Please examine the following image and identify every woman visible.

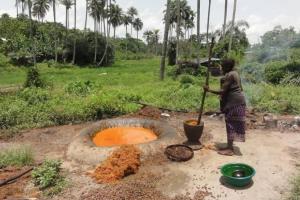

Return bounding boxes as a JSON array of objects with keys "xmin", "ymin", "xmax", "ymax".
[{"xmin": 204, "ymin": 59, "xmax": 246, "ymax": 156}]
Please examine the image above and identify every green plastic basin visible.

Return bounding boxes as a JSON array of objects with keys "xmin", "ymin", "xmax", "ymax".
[{"xmin": 221, "ymin": 163, "xmax": 256, "ymax": 187}]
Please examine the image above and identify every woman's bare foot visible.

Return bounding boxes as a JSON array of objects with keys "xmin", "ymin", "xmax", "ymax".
[{"xmin": 218, "ymin": 149, "xmax": 234, "ymax": 156}]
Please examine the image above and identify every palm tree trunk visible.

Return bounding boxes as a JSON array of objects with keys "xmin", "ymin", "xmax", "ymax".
[
  {"xmin": 98, "ymin": 0, "xmax": 110, "ymax": 66},
  {"xmin": 84, "ymin": 0, "xmax": 88, "ymax": 31},
  {"xmin": 22, "ymin": 2, "xmax": 25, "ymax": 14},
  {"xmin": 206, "ymin": 0, "xmax": 211, "ymax": 46},
  {"xmin": 125, "ymin": 25, "xmax": 128, "ymax": 58},
  {"xmin": 136, "ymin": 30, "xmax": 138, "ymax": 40},
  {"xmin": 114, "ymin": 27, "xmax": 116, "ymax": 39},
  {"xmin": 28, "ymin": 0, "xmax": 36, "ymax": 66},
  {"xmin": 197, "ymin": 0, "xmax": 200, "ymax": 65},
  {"xmin": 16, "ymin": 0, "xmax": 19, "ymax": 18},
  {"xmin": 160, "ymin": 0, "xmax": 171, "ymax": 81},
  {"xmin": 53, "ymin": 0, "xmax": 58, "ymax": 62},
  {"xmin": 72, "ymin": 0, "xmax": 77, "ymax": 65},
  {"xmin": 176, "ymin": 0, "xmax": 180, "ymax": 64},
  {"xmin": 229, "ymin": 0, "xmax": 237, "ymax": 52},
  {"xmin": 94, "ymin": 19, "xmax": 98, "ymax": 64},
  {"xmin": 223, "ymin": 0, "xmax": 228, "ymax": 37}
]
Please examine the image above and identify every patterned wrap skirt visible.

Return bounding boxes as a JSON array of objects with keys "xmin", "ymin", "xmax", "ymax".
[{"xmin": 225, "ymin": 104, "xmax": 246, "ymax": 142}]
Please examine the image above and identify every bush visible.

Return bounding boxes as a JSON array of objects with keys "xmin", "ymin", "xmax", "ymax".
[
  {"xmin": 24, "ymin": 67, "xmax": 45, "ymax": 88},
  {"xmin": 64, "ymin": 81, "xmax": 94, "ymax": 96},
  {"xmin": 32, "ymin": 159, "xmax": 66, "ymax": 197},
  {"xmin": 0, "ymin": 146, "xmax": 33, "ymax": 168},
  {"xmin": 179, "ymin": 74, "xmax": 195, "ymax": 85},
  {"xmin": 18, "ymin": 88, "xmax": 50, "ymax": 105},
  {"xmin": 264, "ymin": 61, "xmax": 287, "ymax": 84}
]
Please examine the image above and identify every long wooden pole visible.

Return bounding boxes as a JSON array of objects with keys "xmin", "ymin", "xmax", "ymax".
[{"xmin": 197, "ymin": 37, "xmax": 215, "ymax": 125}]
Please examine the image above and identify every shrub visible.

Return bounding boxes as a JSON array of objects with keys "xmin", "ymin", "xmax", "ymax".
[
  {"xmin": 64, "ymin": 81, "xmax": 94, "ymax": 96},
  {"xmin": 32, "ymin": 159, "xmax": 67, "ymax": 196},
  {"xmin": 264, "ymin": 61, "xmax": 287, "ymax": 84},
  {"xmin": 24, "ymin": 67, "xmax": 45, "ymax": 88},
  {"xmin": 179, "ymin": 74, "xmax": 195, "ymax": 85},
  {"xmin": 18, "ymin": 88, "xmax": 50, "ymax": 105},
  {"xmin": 0, "ymin": 146, "xmax": 33, "ymax": 168}
]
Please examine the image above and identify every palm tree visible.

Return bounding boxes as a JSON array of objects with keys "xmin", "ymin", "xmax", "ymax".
[
  {"xmin": 153, "ymin": 29, "xmax": 160, "ymax": 55},
  {"xmin": 229, "ymin": 0, "xmax": 237, "ymax": 52},
  {"xmin": 160, "ymin": 0, "xmax": 171, "ymax": 80},
  {"xmin": 108, "ymin": 4, "xmax": 123, "ymax": 39},
  {"xmin": 206, "ymin": 0, "xmax": 211, "ymax": 45},
  {"xmin": 72, "ymin": 0, "xmax": 77, "ymax": 64},
  {"xmin": 16, "ymin": 0, "xmax": 19, "ymax": 17},
  {"xmin": 19, "ymin": 0, "xmax": 27, "ymax": 14},
  {"xmin": 143, "ymin": 30, "xmax": 153, "ymax": 53},
  {"xmin": 196, "ymin": 0, "xmax": 200, "ymax": 65},
  {"xmin": 49, "ymin": 0, "xmax": 58, "ymax": 62},
  {"xmin": 60, "ymin": 0, "xmax": 73, "ymax": 29},
  {"xmin": 32, "ymin": 0, "xmax": 50, "ymax": 22},
  {"xmin": 84, "ymin": 0, "xmax": 89, "ymax": 31},
  {"xmin": 123, "ymin": 14, "xmax": 131, "ymax": 37},
  {"xmin": 175, "ymin": 0, "xmax": 180, "ymax": 64},
  {"xmin": 133, "ymin": 18, "xmax": 143, "ymax": 40},
  {"xmin": 223, "ymin": 0, "xmax": 228, "ymax": 37},
  {"xmin": 27, "ymin": 0, "xmax": 36, "ymax": 66},
  {"xmin": 127, "ymin": 7, "xmax": 137, "ymax": 36},
  {"xmin": 89, "ymin": 0, "xmax": 102, "ymax": 63}
]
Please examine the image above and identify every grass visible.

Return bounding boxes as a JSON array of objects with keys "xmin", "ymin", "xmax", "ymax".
[
  {"xmin": 0, "ymin": 146, "xmax": 34, "ymax": 168},
  {"xmin": 288, "ymin": 173, "xmax": 300, "ymax": 200},
  {"xmin": 0, "ymin": 58, "xmax": 300, "ymax": 135}
]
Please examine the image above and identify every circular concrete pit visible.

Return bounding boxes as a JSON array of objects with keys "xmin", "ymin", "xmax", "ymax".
[{"xmin": 67, "ymin": 118, "xmax": 179, "ymax": 165}]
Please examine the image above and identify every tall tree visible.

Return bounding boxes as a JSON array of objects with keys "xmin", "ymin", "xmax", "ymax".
[
  {"xmin": 27, "ymin": 0, "xmax": 36, "ymax": 66},
  {"xmin": 127, "ymin": 7, "xmax": 137, "ymax": 36},
  {"xmin": 229, "ymin": 0, "xmax": 237, "ymax": 52},
  {"xmin": 160, "ymin": 0, "xmax": 171, "ymax": 80},
  {"xmin": 109, "ymin": 4, "xmax": 123, "ymax": 39},
  {"xmin": 143, "ymin": 30, "xmax": 153, "ymax": 53},
  {"xmin": 19, "ymin": 0, "xmax": 27, "ymax": 14},
  {"xmin": 223, "ymin": 0, "xmax": 228, "ymax": 37},
  {"xmin": 72, "ymin": 0, "xmax": 77, "ymax": 64},
  {"xmin": 32, "ymin": 0, "xmax": 50, "ymax": 22},
  {"xmin": 60, "ymin": 0, "xmax": 73, "ymax": 29},
  {"xmin": 49, "ymin": 0, "xmax": 58, "ymax": 62},
  {"xmin": 16, "ymin": 0, "xmax": 19, "ymax": 17},
  {"xmin": 89, "ymin": 0, "xmax": 102, "ymax": 63},
  {"xmin": 196, "ymin": 0, "xmax": 200, "ymax": 65},
  {"xmin": 206, "ymin": 0, "xmax": 211, "ymax": 45},
  {"xmin": 84, "ymin": 0, "xmax": 89, "ymax": 30},
  {"xmin": 228, "ymin": 0, "xmax": 237, "ymax": 52},
  {"xmin": 133, "ymin": 18, "xmax": 143, "ymax": 40},
  {"xmin": 176, "ymin": 0, "xmax": 180, "ymax": 64},
  {"xmin": 123, "ymin": 14, "xmax": 131, "ymax": 37},
  {"xmin": 153, "ymin": 29, "xmax": 160, "ymax": 55}
]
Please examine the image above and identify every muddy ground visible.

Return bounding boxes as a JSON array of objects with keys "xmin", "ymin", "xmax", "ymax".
[{"xmin": 1, "ymin": 108, "xmax": 300, "ymax": 200}]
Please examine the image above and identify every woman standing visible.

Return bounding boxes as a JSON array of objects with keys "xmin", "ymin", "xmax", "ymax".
[{"xmin": 204, "ymin": 59, "xmax": 246, "ymax": 156}]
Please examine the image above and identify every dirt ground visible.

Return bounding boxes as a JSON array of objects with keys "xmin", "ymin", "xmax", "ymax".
[{"xmin": 1, "ymin": 109, "xmax": 300, "ymax": 200}]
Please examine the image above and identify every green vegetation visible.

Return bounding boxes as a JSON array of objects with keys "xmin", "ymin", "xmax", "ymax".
[
  {"xmin": 288, "ymin": 173, "xmax": 300, "ymax": 200},
  {"xmin": 1, "ymin": 58, "xmax": 300, "ymax": 137},
  {"xmin": 0, "ymin": 146, "xmax": 34, "ymax": 168},
  {"xmin": 32, "ymin": 159, "xmax": 67, "ymax": 197}
]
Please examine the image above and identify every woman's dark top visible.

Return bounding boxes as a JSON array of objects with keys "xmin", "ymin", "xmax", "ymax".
[{"xmin": 220, "ymin": 70, "xmax": 246, "ymax": 112}]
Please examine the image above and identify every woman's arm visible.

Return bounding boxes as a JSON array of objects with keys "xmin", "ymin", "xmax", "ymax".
[{"xmin": 203, "ymin": 74, "xmax": 234, "ymax": 96}]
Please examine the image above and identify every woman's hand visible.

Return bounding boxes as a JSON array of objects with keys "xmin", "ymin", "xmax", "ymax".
[{"xmin": 203, "ymin": 85, "xmax": 210, "ymax": 92}]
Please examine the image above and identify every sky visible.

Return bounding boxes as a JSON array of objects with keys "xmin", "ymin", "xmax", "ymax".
[{"xmin": 1, "ymin": 0, "xmax": 300, "ymax": 44}]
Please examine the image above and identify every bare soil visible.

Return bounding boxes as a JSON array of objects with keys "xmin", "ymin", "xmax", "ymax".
[{"xmin": 0, "ymin": 107, "xmax": 300, "ymax": 200}]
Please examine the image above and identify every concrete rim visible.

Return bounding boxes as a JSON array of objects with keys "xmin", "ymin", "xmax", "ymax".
[{"xmin": 67, "ymin": 118, "xmax": 179, "ymax": 166}]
